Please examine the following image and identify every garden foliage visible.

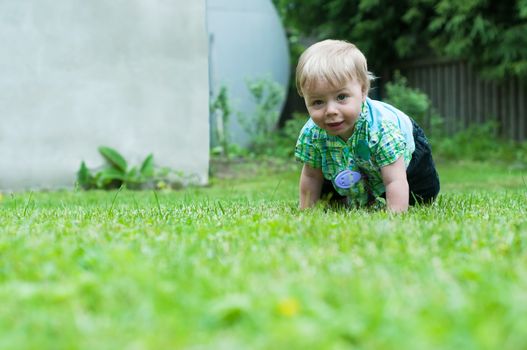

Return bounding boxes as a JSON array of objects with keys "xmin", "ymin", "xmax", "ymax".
[
  {"xmin": 383, "ymin": 73, "xmax": 527, "ymax": 165},
  {"xmin": 77, "ymin": 146, "xmax": 193, "ymax": 190},
  {"xmin": 210, "ymin": 86, "xmax": 232, "ymax": 158},
  {"xmin": 383, "ymin": 71, "xmax": 442, "ymax": 136},
  {"xmin": 210, "ymin": 71, "xmax": 527, "ymax": 166},
  {"xmin": 273, "ymin": 0, "xmax": 527, "ymax": 80},
  {"xmin": 238, "ymin": 77, "xmax": 285, "ymax": 155}
]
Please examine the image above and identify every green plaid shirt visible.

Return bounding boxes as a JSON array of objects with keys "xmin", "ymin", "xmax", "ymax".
[{"xmin": 295, "ymin": 98, "xmax": 415, "ymax": 207}]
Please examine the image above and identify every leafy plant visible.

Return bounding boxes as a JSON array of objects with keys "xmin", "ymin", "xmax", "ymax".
[
  {"xmin": 238, "ymin": 77, "xmax": 285, "ymax": 154},
  {"xmin": 210, "ymin": 78, "xmax": 296, "ymax": 160},
  {"xmin": 77, "ymin": 146, "xmax": 192, "ymax": 190},
  {"xmin": 384, "ymin": 71, "xmax": 444, "ymax": 139},
  {"xmin": 384, "ymin": 72, "xmax": 430, "ymax": 125},
  {"xmin": 258, "ymin": 112, "xmax": 309, "ymax": 159},
  {"xmin": 432, "ymin": 120, "xmax": 527, "ymax": 165},
  {"xmin": 210, "ymin": 86, "xmax": 232, "ymax": 158},
  {"xmin": 273, "ymin": 0, "xmax": 527, "ymax": 80}
]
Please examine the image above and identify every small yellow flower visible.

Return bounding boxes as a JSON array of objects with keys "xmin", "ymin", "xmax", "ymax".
[
  {"xmin": 156, "ymin": 180, "xmax": 167, "ymax": 190},
  {"xmin": 277, "ymin": 297, "xmax": 300, "ymax": 317}
]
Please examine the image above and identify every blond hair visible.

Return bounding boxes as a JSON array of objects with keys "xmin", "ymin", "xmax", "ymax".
[{"xmin": 295, "ymin": 39, "xmax": 374, "ymax": 97}]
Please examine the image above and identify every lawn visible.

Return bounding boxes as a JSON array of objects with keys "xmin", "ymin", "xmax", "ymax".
[{"xmin": 0, "ymin": 160, "xmax": 526, "ymax": 349}]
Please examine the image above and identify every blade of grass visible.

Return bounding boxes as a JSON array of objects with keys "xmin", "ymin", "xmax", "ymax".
[{"xmin": 108, "ymin": 185, "xmax": 125, "ymax": 217}]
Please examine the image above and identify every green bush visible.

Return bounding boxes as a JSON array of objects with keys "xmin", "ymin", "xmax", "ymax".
[
  {"xmin": 434, "ymin": 121, "xmax": 499, "ymax": 161},
  {"xmin": 265, "ymin": 113, "xmax": 310, "ymax": 158},
  {"xmin": 433, "ymin": 121, "xmax": 527, "ymax": 167},
  {"xmin": 514, "ymin": 142, "xmax": 527, "ymax": 168},
  {"xmin": 212, "ymin": 111, "xmax": 308, "ymax": 161},
  {"xmin": 384, "ymin": 71, "xmax": 444, "ymax": 138}
]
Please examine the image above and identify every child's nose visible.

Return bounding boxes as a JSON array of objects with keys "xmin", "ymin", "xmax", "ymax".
[{"xmin": 326, "ymin": 101, "xmax": 338, "ymax": 115}]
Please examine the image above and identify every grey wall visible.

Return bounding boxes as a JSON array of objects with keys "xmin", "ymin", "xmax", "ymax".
[
  {"xmin": 207, "ymin": 0, "xmax": 290, "ymax": 146},
  {"xmin": 0, "ymin": 0, "xmax": 209, "ymax": 190}
]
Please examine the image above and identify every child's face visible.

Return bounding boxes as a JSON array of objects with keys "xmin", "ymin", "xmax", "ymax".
[{"xmin": 303, "ymin": 79, "xmax": 366, "ymax": 140}]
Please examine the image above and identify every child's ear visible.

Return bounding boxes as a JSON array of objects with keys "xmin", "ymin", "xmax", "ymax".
[{"xmin": 362, "ymin": 86, "xmax": 368, "ymax": 101}]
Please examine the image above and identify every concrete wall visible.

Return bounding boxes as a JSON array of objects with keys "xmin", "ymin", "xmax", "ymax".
[
  {"xmin": 0, "ymin": 0, "xmax": 209, "ymax": 190},
  {"xmin": 207, "ymin": 0, "xmax": 290, "ymax": 146}
]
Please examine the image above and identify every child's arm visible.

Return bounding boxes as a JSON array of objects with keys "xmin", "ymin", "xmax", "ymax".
[
  {"xmin": 381, "ymin": 157, "xmax": 409, "ymax": 213},
  {"xmin": 299, "ymin": 164, "xmax": 324, "ymax": 209}
]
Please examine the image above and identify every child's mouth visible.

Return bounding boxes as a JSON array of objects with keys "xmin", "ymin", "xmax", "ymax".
[{"xmin": 326, "ymin": 121, "xmax": 344, "ymax": 129}]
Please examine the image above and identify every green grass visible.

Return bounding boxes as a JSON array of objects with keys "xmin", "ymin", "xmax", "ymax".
[{"xmin": 1, "ymin": 160, "xmax": 526, "ymax": 349}]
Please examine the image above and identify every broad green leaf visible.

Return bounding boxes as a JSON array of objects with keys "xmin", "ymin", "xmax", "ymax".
[
  {"xmin": 140, "ymin": 154, "xmax": 154, "ymax": 178},
  {"xmin": 95, "ymin": 168, "xmax": 127, "ymax": 189},
  {"xmin": 124, "ymin": 167, "xmax": 145, "ymax": 190},
  {"xmin": 126, "ymin": 167, "xmax": 141, "ymax": 183},
  {"xmin": 98, "ymin": 146, "xmax": 128, "ymax": 172}
]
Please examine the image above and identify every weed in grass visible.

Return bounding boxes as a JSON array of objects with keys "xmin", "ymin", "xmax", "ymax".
[
  {"xmin": 152, "ymin": 191, "xmax": 163, "ymax": 218},
  {"xmin": 107, "ymin": 185, "xmax": 125, "ymax": 217}
]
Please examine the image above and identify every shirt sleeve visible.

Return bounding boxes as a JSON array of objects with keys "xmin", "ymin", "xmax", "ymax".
[
  {"xmin": 372, "ymin": 120, "xmax": 407, "ymax": 168},
  {"xmin": 294, "ymin": 122, "xmax": 322, "ymax": 168}
]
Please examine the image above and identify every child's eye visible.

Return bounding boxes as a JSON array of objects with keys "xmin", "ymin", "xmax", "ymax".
[
  {"xmin": 337, "ymin": 94, "xmax": 349, "ymax": 101},
  {"xmin": 311, "ymin": 100, "xmax": 324, "ymax": 106}
]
